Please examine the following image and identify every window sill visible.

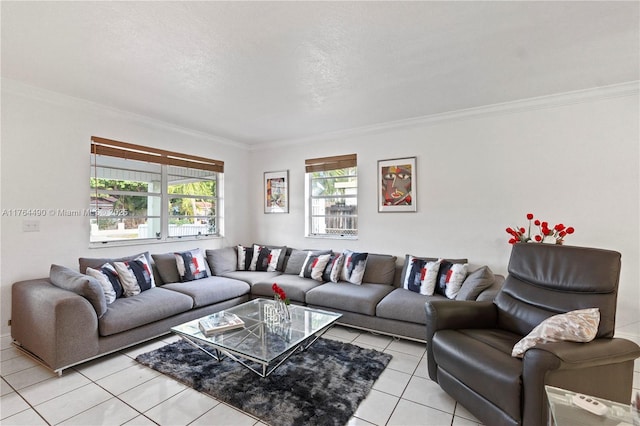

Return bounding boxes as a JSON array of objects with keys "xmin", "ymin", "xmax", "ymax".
[
  {"xmin": 305, "ymin": 234, "xmax": 358, "ymax": 241},
  {"xmin": 89, "ymin": 235, "xmax": 222, "ymax": 249}
]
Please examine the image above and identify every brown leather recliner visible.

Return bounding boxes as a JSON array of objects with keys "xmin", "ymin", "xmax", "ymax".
[{"xmin": 425, "ymin": 243, "xmax": 640, "ymax": 426}]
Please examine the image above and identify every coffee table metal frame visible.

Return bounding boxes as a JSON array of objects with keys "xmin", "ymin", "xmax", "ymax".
[{"xmin": 171, "ymin": 299, "xmax": 342, "ymax": 377}]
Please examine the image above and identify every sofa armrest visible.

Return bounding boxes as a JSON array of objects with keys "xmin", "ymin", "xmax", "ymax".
[{"xmin": 12, "ymin": 279, "xmax": 100, "ymax": 373}]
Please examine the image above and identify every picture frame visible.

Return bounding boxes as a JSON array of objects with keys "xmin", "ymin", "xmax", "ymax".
[
  {"xmin": 377, "ymin": 157, "xmax": 417, "ymax": 212},
  {"xmin": 264, "ymin": 170, "xmax": 289, "ymax": 213}
]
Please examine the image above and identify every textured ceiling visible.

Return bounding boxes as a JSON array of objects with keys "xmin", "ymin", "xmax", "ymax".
[{"xmin": 2, "ymin": 1, "xmax": 638, "ymax": 145}]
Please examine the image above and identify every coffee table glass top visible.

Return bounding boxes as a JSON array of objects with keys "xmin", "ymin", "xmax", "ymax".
[{"xmin": 171, "ymin": 299, "xmax": 342, "ymax": 370}]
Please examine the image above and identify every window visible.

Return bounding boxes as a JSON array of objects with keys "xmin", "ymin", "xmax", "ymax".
[
  {"xmin": 90, "ymin": 136, "xmax": 223, "ymax": 244},
  {"xmin": 305, "ymin": 154, "xmax": 358, "ymax": 238}
]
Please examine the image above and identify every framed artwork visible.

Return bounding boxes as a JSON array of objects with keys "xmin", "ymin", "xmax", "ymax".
[
  {"xmin": 264, "ymin": 170, "xmax": 289, "ymax": 213},
  {"xmin": 378, "ymin": 157, "xmax": 417, "ymax": 212}
]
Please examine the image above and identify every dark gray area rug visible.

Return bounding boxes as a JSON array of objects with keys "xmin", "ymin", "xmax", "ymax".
[{"xmin": 135, "ymin": 337, "xmax": 392, "ymax": 426}]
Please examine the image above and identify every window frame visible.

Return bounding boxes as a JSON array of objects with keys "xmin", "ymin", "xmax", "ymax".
[
  {"xmin": 305, "ymin": 154, "xmax": 358, "ymax": 239},
  {"xmin": 90, "ymin": 136, "xmax": 223, "ymax": 246}
]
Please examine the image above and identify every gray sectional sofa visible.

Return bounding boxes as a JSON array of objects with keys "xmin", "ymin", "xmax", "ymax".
[{"xmin": 11, "ymin": 245, "xmax": 503, "ymax": 374}]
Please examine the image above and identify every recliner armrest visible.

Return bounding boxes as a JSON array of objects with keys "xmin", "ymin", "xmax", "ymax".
[
  {"xmin": 425, "ymin": 300, "xmax": 498, "ymax": 381},
  {"xmin": 524, "ymin": 338, "xmax": 640, "ymax": 369},
  {"xmin": 522, "ymin": 338, "xmax": 640, "ymax": 425}
]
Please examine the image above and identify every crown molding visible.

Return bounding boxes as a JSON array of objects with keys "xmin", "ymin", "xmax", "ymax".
[
  {"xmin": 1, "ymin": 78, "xmax": 249, "ymax": 150},
  {"xmin": 3, "ymin": 78, "xmax": 637, "ymax": 151},
  {"xmin": 258, "ymin": 81, "xmax": 639, "ymax": 150}
]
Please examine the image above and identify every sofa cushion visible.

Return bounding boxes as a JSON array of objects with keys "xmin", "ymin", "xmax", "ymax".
[
  {"xmin": 98, "ymin": 287, "xmax": 193, "ymax": 336},
  {"xmin": 206, "ymin": 247, "xmax": 237, "ymax": 275},
  {"xmin": 252, "ymin": 274, "xmax": 325, "ymax": 303},
  {"xmin": 433, "ymin": 329, "xmax": 523, "ymax": 421},
  {"xmin": 362, "ymin": 254, "xmax": 398, "ymax": 286},
  {"xmin": 456, "ymin": 266, "xmax": 496, "ymax": 301},
  {"xmin": 50, "ymin": 264, "xmax": 108, "ymax": 318},
  {"xmin": 161, "ymin": 276, "xmax": 250, "ymax": 308},
  {"xmin": 306, "ymin": 282, "xmax": 394, "ymax": 316},
  {"xmin": 220, "ymin": 270, "xmax": 282, "ymax": 285},
  {"xmin": 376, "ymin": 288, "xmax": 435, "ymax": 324}
]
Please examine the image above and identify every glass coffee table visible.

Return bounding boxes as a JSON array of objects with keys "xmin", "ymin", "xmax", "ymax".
[{"xmin": 171, "ymin": 298, "xmax": 342, "ymax": 377}]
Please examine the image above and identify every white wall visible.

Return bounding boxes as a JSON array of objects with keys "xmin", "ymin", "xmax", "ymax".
[
  {"xmin": 250, "ymin": 85, "xmax": 640, "ymax": 326},
  {"xmin": 2, "ymin": 81, "xmax": 638, "ymax": 338},
  {"xmin": 0, "ymin": 80, "xmax": 252, "ymax": 336}
]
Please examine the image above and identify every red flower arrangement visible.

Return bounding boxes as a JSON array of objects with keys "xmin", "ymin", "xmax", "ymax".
[
  {"xmin": 506, "ymin": 213, "xmax": 575, "ymax": 245},
  {"xmin": 272, "ymin": 283, "xmax": 290, "ymax": 305}
]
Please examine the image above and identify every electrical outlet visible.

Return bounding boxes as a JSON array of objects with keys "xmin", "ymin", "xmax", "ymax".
[{"xmin": 23, "ymin": 220, "xmax": 40, "ymax": 232}]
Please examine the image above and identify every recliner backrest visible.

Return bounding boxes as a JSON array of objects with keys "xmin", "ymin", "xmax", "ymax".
[{"xmin": 494, "ymin": 243, "xmax": 621, "ymax": 338}]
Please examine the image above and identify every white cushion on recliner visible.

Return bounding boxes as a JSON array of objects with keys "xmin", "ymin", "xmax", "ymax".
[{"xmin": 511, "ymin": 308, "xmax": 600, "ymax": 358}]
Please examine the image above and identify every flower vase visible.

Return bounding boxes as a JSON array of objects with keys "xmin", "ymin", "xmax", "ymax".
[{"xmin": 277, "ymin": 299, "xmax": 291, "ymax": 322}]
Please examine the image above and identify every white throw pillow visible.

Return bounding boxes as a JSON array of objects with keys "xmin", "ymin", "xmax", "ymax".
[
  {"xmin": 300, "ymin": 253, "xmax": 332, "ymax": 282},
  {"xmin": 442, "ymin": 263, "xmax": 468, "ymax": 299},
  {"xmin": 511, "ymin": 308, "xmax": 600, "ymax": 358},
  {"xmin": 85, "ymin": 265, "xmax": 118, "ymax": 304},
  {"xmin": 113, "ymin": 254, "xmax": 155, "ymax": 297}
]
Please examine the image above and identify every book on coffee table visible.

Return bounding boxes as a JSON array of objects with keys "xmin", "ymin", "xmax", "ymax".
[{"xmin": 198, "ymin": 313, "xmax": 245, "ymax": 336}]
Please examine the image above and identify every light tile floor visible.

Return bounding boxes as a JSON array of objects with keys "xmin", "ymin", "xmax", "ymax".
[{"xmin": 1, "ymin": 322, "xmax": 639, "ymax": 426}]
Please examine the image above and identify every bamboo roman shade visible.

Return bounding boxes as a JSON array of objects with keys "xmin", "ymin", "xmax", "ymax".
[
  {"xmin": 305, "ymin": 154, "xmax": 357, "ymax": 173},
  {"xmin": 90, "ymin": 136, "xmax": 224, "ymax": 173}
]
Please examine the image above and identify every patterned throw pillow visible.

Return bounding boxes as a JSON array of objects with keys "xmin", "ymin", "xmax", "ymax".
[
  {"xmin": 322, "ymin": 254, "xmax": 345, "ymax": 283},
  {"xmin": 237, "ymin": 245, "xmax": 253, "ymax": 271},
  {"xmin": 86, "ymin": 263, "xmax": 122, "ymax": 303},
  {"xmin": 174, "ymin": 248, "xmax": 209, "ymax": 282},
  {"xmin": 341, "ymin": 250, "xmax": 368, "ymax": 285},
  {"xmin": 512, "ymin": 308, "xmax": 600, "ymax": 358},
  {"xmin": 434, "ymin": 261, "xmax": 468, "ymax": 299},
  {"xmin": 402, "ymin": 256, "xmax": 441, "ymax": 295},
  {"xmin": 113, "ymin": 254, "xmax": 155, "ymax": 297},
  {"xmin": 300, "ymin": 253, "xmax": 332, "ymax": 282},
  {"xmin": 250, "ymin": 245, "xmax": 282, "ymax": 272}
]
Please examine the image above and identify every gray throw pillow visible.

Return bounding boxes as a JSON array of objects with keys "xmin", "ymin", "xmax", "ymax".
[
  {"xmin": 455, "ymin": 266, "xmax": 496, "ymax": 300},
  {"xmin": 206, "ymin": 247, "xmax": 237, "ymax": 275},
  {"xmin": 284, "ymin": 249, "xmax": 309, "ymax": 275},
  {"xmin": 362, "ymin": 254, "xmax": 398, "ymax": 285},
  {"xmin": 151, "ymin": 253, "xmax": 181, "ymax": 284},
  {"xmin": 50, "ymin": 264, "xmax": 108, "ymax": 318}
]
